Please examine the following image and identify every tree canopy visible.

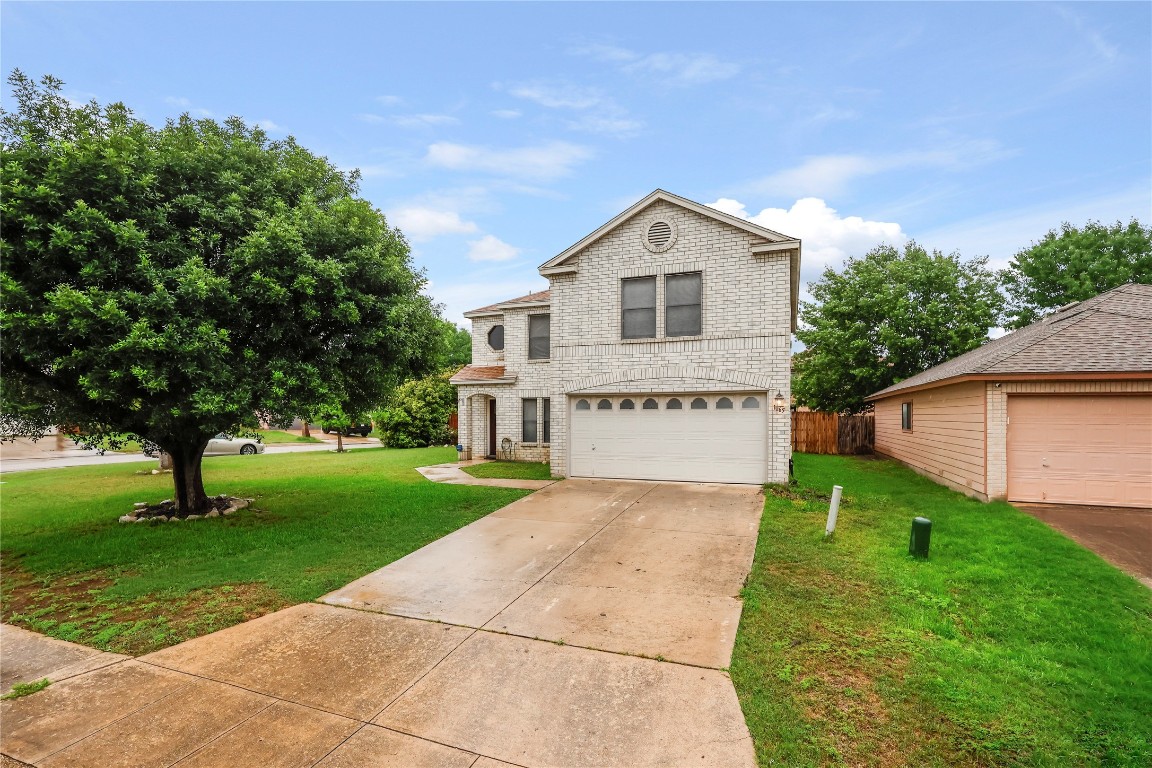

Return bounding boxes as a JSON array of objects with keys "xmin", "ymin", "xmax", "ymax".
[
  {"xmin": 1, "ymin": 71, "xmax": 441, "ymax": 512},
  {"xmin": 794, "ymin": 241, "xmax": 1003, "ymax": 413},
  {"xmin": 435, "ymin": 320, "xmax": 472, "ymax": 371},
  {"xmin": 1000, "ymin": 219, "xmax": 1152, "ymax": 328}
]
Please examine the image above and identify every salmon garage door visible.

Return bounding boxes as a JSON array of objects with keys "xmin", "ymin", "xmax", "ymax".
[{"xmin": 1007, "ymin": 395, "xmax": 1152, "ymax": 507}]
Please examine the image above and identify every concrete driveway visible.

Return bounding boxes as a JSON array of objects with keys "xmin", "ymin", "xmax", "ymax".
[{"xmin": 1, "ymin": 479, "xmax": 763, "ymax": 768}]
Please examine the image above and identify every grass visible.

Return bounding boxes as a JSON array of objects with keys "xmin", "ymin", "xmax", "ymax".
[
  {"xmin": 461, "ymin": 460, "xmax": 554, "ymax": 480},
  {"xmin": 0, "ymin": 447, "xmax": 529, "ymax": 655},
  {"xmin": 255, "ymin": 429, "xmax": 323, "ymax": 444},
  {"xmin": 2, "ymin": 678, "xmax": 51, "ymax": 700},
  {"xmin": 732, "ymin": 453, "xmax": 1152, "ymax": 767}
]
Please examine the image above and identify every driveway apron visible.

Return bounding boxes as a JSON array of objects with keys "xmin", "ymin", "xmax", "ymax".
[{"xmin": 1, "ymin": 479, "xmax": 764, "ymax": 768}]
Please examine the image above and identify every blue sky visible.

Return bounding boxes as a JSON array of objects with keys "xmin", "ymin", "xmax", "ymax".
[{"xmin": 4, "ymin": 1, "xmax": 1149, "ymax": 326}]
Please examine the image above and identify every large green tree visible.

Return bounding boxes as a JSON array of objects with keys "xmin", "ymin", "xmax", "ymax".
[
  {"xmin": 795, "ymin": 241, "xmax": 1003, "ymax": 413},
  {"xmin": 1001, "ymin": 219, "xmax": 1152, "ymax": 328},
  {"xmin": 435, "ymin": 320, "xmax": 472, "ymax": 370},
  {"xmin": 1, "ymin": 72, "xmax": 441, "ymax": 513}
]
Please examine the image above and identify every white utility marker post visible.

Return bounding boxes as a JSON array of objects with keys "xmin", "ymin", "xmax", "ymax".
[{"xmin": 825, "ymin": 485, "xmax": 843, "ymax": 538}]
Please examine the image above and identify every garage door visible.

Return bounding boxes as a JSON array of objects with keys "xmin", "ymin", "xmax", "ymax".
[
  {"xmin": 570, "ymin": 393, "xmax": 768, "ymax": 484},
  {"xmin": 1007, "ymin": 395, "xmax": 1152, "ymax": 507}
]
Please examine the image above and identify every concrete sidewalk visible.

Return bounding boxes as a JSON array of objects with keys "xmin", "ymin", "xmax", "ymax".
[
  {"xmin": 1, "ymin": 479, "xmax": 764, "ymax": 767},
  {"xmin": 415, "ymin": 460, "xmax": 557, "ymax": 491}
]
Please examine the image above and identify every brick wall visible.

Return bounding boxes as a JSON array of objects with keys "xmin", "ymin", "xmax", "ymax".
[{"xmin": 548, "ymin": 199, "xmax": 792, "ymax": 481}]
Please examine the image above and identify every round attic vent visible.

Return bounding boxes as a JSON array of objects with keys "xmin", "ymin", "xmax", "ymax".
[{"xmin": 642, "ymin": 218, "xmax": 677, "ymax": 252}]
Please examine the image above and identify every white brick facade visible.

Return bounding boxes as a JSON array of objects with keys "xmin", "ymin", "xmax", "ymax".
[{"xmin": 454, "ymin": 191, "xmax": 797, "ymax": 484}]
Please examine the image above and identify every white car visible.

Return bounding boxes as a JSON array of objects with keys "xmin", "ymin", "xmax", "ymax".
[{"xmin": 204, "ymin": 433, "xmax": 265, "ymax": 456}]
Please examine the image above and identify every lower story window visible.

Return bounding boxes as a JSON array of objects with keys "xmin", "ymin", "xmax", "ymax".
[
  {"xmin": 522, "ymin": 398, "xmax": 538, "ymax": 443},
  {"xmin": 901, "ymin": 401, "xmax": 913, "ymax": 431},
  {"xmin": 523, "ymin": 398, "xmax": 550, "ymax": 444}
]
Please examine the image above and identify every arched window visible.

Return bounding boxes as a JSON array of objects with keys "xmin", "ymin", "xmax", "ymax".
[
  {"xmin": 597, "ymin": 399, "xmax": 613, "ymax": 410},
  {"xmin": 690, "ymin": 397, "xmax": 708, "ymax": 410},
  {"xmin": 487, "ymin": 325, "xmax": 504, "ymax": 351},
  {"xmin": 575, "ymin": 399, "xmax": 591, "ymax": 411},
  {"xmin": 642, "ymin": 398, "xmax": 659, "ymax": 410},
  {"xmin": 742, "ymin": 396, "xmax": 760, "ymax": 409},
  {"xmin": 666, "ymin": 398, "xmax": 683, "ymax": 410},
  {"xmin": 620, "ymin": 399, "xmax": 635, "ymax": 410},
  {"xmin": 717, "ymin": 397, "xmax": 733, "ymax": 409}
]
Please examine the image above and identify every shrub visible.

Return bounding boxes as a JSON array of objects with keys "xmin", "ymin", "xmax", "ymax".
[{"xmin": 377, "ymin": 373, "xmax": 457, "ymax": 448}]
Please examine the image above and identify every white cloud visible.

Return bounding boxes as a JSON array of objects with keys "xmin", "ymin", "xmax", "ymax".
[
  {"xmin": 572, "ymin": 44, "xmax": 741, "ymax": 85},
  {"xmin": 708, "ymin": 197, "xmax": 906, "ymax": 291},
  {"xmin": 388, "ymin": 207, "xmax": 479, "ymax": 241},
  {"xmin": 566, "ymin": 114, "xmax": 644, "ymax": 138},
  {"xmin": 164, "ymin": 96, "xmax": 212, "ymax": 118},
  {"xmin": 501, "ymin": 82, "xmax": 604, "ymax": 110},
  {"xmin": 375, "ymin": 95, "xmax": 403, "ymax": 106},
  {"xmin": 745, "ymin": 141, "xmax": 1007, "ymax": 198},
  {"xmin": 257, "ymin": 119, "xmax": 281, "ymax": 131},
  {"xmin": 392, "ymin": 114, "xmax": 460, "ymax": 128},
  {"xmin": 425, "ymin": 141, "xmax": 593, "ymax": 180},
  {"xmin": 491, "ymin": 109, "xmax": 522, "ymax": 119},
  {"xmin": 467, "ymin": 234, "xmax": 521, "ymax": 262}
]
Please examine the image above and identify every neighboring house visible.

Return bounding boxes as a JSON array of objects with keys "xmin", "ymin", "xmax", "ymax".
[
  {"xmin": 450, "ymin": 189, "xmax": 800, "ymax": 484},
  {"xmin": 867, "ymin": 283, "xmax": 1152, "ymax": 507}
]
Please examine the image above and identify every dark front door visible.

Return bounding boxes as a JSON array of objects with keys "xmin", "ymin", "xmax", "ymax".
[{"xmin": 488, "ymin": 398, "xmax": 497, "ymax": 458}]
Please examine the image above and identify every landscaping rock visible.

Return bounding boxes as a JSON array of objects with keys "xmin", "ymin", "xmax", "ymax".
[
  {"xmin": 133, "ymin": 502, "xmax": 148, "ymax": 509},
  {"xmin": 205, "ymin": 510, "xmax": 220, "ymax": 518},
  {"xmin": 222, "ymin": 507, "xmax": 236, "ymax": 516},
  {"xmin": 232, "ymin": 499, "xmax": 250, "ymax": 510},
  {"xmin": 119, "ymin": 515, "xmax": 137, "ymax": 523},
  {"xmin": 185, "ymin": 515, "xmax": 203, "ymax": 521},
  {"xmin": 135, "ymin": 518, "xmax": 149, "ymax": 523}
]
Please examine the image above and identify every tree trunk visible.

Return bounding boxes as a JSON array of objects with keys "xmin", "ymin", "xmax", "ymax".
[
  {"xmin": 301, "ymin": 421, "xmax": 310, "ymax": 438},
  {"xmin": 335, "ymin": 431, "xmax": 344, "ymax": 453},
  {"xmin": 169, "ymin": 440, "xmax": 210, "ymax": 514}
]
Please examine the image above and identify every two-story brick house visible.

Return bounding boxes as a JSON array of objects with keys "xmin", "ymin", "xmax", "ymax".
[{"xmin": 451, "ymin": 189, "xmax": 800, "ymax": 484}]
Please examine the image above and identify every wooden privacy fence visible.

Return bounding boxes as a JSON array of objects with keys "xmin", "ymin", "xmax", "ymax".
[{"xmin": 792, "ymin": 411, "xmax": 874, "ymax": 455}]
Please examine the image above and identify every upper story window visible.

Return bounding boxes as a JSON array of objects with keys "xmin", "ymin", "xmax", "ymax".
[
  {"xmin": 528, "ymin": 314, "xmax": 550, "ymax": 359},
  {"xmin": 666, "ymin": 272, "xmax": 702, "ymax": 337},
  {"xmin": 487, "ymin": 325, "xmax": 504, "ymax": 351},
  {"xmin": 622, "ymin": 276, "xmax": 657, "ymax": 339}
]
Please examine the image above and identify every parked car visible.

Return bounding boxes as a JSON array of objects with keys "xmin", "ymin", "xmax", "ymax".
[
  {"xmin": 144, "ymin": 433, "xmax": 265, "ymax": 458},
  {"xmin": 205, "ymin": 433, "xmax": 265, "ymax": 455},
  {"xmin": 321, "ymin": 423, "xmax": 372, "ymax": 437}
]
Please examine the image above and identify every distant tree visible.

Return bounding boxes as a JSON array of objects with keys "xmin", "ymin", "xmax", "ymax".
[
  {"xmin": 795, "ymin": 241, "xmax": 1003, "ymax": 413},
  {"xmin": 436, "ymin": 320, "xmax": 472, "ymax": 370},
  {"xmin": 1001, "ymin": 219, "xmax": 1152, "ymax": 328},
  {"xmin": 1, "ymin": 71, "xmax": 441, "ymax": 513},
  {"xmin": 376, "ymin": 373, "xmax": 457, "ymax": 448}
]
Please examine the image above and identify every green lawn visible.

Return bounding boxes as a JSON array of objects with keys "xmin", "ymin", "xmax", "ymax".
[
  {"xmin": 461, "ymin": 460, "xmax": 555, "ymax": 480},
  {"xmin": 255, "ymin": 429, "xmax": 323, "ymax": 444},
  {"xmin": 732, "ymin": 453, "xmax": 1152, "ymax": 767},
  {"xmin": 0, "ymin": 447, "xmax": 529, "ymax": 655}
]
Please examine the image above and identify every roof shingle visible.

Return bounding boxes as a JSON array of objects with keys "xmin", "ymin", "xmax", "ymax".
[
  {"xmin": 869, "ymin": 283, "xmax": 1152, "ymax": 399},
  {"xmin": 465, "ymin": 290, "xmax": 550, "ymax": 316}
]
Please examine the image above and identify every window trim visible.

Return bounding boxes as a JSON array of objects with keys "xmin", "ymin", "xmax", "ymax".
[
  {"xmin": 522, "ymin": 398, "xmax": 538, "ymax": 443},
  {"xmin": 621, "ymin": 275, "xmax": 657, "ymax": 340},
  {"xmin": 901, "ymin": 401, "xmax": 913, "ymax": 431},
  {"xmin": 487, "ymin": 324, "xmax": 504, "ymax": 351},
  {"xmin": 542, "ymin": 398, "xmax": 550, "ymax": 444},
  {"xmin": 528, "ymin": 313, "xmax": 550, "ymax": 360}
]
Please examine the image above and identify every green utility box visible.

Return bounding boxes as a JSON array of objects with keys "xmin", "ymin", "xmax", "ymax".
[{"xmin": 909, "ymin": 517, "xmax": 932, "ymax": 559}]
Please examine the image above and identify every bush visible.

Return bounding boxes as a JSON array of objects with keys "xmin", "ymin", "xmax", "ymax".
[{"xmin": 377, "ymin": 373, "xmax": 457, "ymax": 448}]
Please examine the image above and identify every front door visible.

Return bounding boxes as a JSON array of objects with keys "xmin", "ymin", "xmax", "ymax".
[{"xmin": 488, "ymin": 398, "xmax": 497, "ymax": 458}]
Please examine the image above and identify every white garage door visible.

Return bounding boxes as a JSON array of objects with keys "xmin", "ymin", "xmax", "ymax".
[
  {"xmin": 570, "ymin": 393, "xmax": 768, "ymax": 484},
  {"xmin": 1007, "ymin": 395, "xmax": 1152, "ymax": 507}
]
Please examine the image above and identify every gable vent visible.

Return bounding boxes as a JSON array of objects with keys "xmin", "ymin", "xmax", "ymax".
[{"xmin": 647, "ymin": 221, "xmax": 672, "ymax": 248}]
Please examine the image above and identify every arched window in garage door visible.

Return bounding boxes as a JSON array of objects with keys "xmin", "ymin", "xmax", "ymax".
[{"xmin": 575, "ymin": 399, "xmax": 590, "ymax": 410}]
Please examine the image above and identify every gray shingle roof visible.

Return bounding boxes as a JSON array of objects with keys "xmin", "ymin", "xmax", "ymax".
[{"xmin": 869, "ymin": 283, "xmax": 1152, "ymax": 399}]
